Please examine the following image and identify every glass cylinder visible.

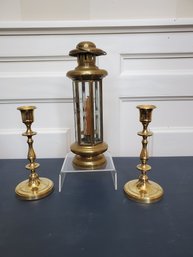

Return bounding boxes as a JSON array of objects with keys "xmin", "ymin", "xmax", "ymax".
[{"xmin": 73, "ymin": 80, "xmax": 103, "ymax": 145}]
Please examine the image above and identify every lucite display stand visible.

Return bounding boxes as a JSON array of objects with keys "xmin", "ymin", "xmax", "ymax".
[{"xmin": 59, "ymin": 152, "xmax": 117, "ymax": 192}]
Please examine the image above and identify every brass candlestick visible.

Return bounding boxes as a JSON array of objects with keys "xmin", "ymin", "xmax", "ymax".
[
  {"xmin": 16, "ymin": 106, "xmax": 54, "ymax": 200},
  {"xmin": 124, "ymin": 105, "xmax": 164, "ymax": 203}
]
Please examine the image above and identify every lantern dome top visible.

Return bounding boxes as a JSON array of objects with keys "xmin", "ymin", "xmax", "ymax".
[
  {"xmin": 69, "ymin": 41, "xmax": 106, "ymax": 57},
  {"xmin": 67, "ymin": 41, "xmax": 107, "ymax": 80}
]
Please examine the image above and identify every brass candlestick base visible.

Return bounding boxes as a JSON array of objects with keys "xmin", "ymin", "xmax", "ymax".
[
  {"xmin": 124, "ymin": 179, "xmax": 163, "ymax": 203},
  {"xmin": 16, "ymin": 106, "xmax": 54, "ymax": 200},
  {"xmin": 15, "ymin": 177, "xmax": 54, "ymax": 201},
  {"xmin": 124, "ymin": 105, "xmax": 164, "ymax": 203}
]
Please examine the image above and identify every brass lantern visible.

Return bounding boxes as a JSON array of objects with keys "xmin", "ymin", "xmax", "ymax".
[{"xmin": 67, "ymin": 41, "xmax": 108, "ymax": 169}]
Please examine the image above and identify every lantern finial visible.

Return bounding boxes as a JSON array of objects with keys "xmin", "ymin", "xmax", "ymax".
[{"xmin": 69, "ymin": 41, "xmax": 106, "ymax": 56}]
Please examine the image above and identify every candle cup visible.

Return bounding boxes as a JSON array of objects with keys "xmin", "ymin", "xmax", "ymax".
[
  {"xmin": 124, "ymin": 105, "xmax": 164, "ymax": 203},
  {"xmin": 16, "ymin": 106, "xmax": 54, "ymax": 200}
]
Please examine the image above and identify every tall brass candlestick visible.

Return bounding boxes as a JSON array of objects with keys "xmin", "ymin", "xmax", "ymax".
[
  {"xmin": 124, "ymin": 105, "xmax": 164, "ymax": 203},
  {"xmin": 16, "ymin": 106, "xmax": 54, "ymax": 200}
]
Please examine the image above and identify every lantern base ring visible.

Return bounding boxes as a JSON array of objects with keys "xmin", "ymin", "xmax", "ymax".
[
  {"xmin": 73, "ymin": 154, "xmax": 106, "ymax": 169},
  {"xmin": 70, "ymin": 142, "xmax": 108, "ymax": 169}
]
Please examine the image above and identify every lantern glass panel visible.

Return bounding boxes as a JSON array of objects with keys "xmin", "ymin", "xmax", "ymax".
[
  {"xmin": 93, "ymin": 80, "xmax": 102, "ymax": 144},
  {"xmin": 72, "ymin": 80, "xmax": 103, "ymax": 146},
  {"xmin": 72, "ymin": 82, "xmax": 78, "ymax": 142}
]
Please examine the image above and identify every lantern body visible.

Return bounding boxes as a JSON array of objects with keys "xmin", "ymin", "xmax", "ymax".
[
  {"xmin": 67, "ymin": 42, "xmax": 108, "ymax": 169},
  {"xmin": 73, "ymin": 80, "xmax": 103, "ymax": 145}
]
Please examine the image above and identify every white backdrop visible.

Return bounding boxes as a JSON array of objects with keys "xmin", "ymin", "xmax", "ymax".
[
  {"xmin": 1, "ymin": 0, "xmax": 193, "ymax": 21},
  {"xmin": 1, "ymin": 19, "xmax": 193, "ymax": 158}
]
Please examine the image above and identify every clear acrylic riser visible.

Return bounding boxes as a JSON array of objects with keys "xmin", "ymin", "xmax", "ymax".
[{"xmin": 59, "ymin": 152, "xmax": 117, "ymax": 192}]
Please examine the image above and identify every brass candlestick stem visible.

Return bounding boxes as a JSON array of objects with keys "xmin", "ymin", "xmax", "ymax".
[
  {"xmin": 124, "ymin": 105, "xmax": 163, "ymax": 203},
  {"xmin": 15, "ymin": 106, "xmax": 54, "ymax": 200}
]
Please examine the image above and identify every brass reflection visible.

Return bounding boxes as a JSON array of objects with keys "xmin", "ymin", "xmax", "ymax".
[
  {"xmin": 124, "ymin": 105, "xmax": 164, "ymax": 203},
  {"xmin": 15, "ymin": 106, "xmax": 54, "ymax": 200}
]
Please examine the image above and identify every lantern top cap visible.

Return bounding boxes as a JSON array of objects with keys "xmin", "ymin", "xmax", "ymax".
[{"xmin": 69, "ymin": 41, "xmax": 106, "ymax": 57}]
